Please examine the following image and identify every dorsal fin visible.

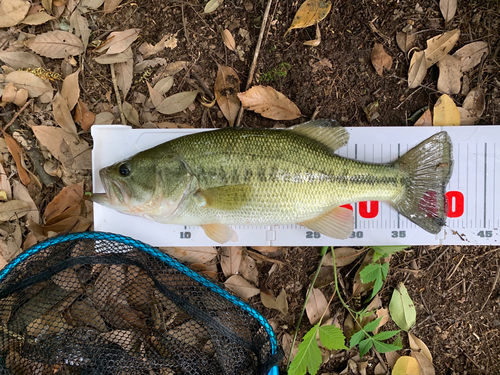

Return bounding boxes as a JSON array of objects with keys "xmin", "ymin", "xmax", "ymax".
[{"xmin": 287, "ymin": 119, "xmax": 349, "ymax": 151}]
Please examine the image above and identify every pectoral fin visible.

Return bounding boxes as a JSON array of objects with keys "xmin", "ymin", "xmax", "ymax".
[
  {"xmin": 299, "ymin": 206, "xmax": 354, "ymax": 239},
  {"xmin": 202, "ymin": 224, "xmax": 238, "ymax": 244},
  {"xmin": 196, "ymin": 185, "xmax": 252, "ymax": 210}
]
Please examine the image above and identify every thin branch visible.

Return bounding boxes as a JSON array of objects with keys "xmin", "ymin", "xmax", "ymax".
[
  {"xmin": 234, "ymin": 0, "xmax": 273, "ymax": 127},
  {"xmin": 2, "ymin": 99, "xmax": 33, "ymax": 132}
]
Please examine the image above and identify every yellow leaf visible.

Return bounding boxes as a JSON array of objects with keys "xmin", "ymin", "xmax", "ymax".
[
  {"xmin": 392, "ymin": 356, "xmax": 421, "ymax": 375},
  {"xmin": 433, "ymin": 94, "xmax": 460, "ymax": 126},
  {"xmin": 288, "ymin": 0, "xmax": 332, "ymax": 32}
]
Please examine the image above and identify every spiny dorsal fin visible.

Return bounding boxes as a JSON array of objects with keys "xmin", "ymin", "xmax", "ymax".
[{"xmin": 287, "ymin": 119, "xmax": 349, "ymax": 152}]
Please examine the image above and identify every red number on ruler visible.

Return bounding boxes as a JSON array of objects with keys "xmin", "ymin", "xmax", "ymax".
[
  {"xmin": 358, "ymin": 201, "xmax": 379, "ymax": 219},
  {"xmin": 446, "ymin": 191, "xmax": 464, "ymax": 218}
]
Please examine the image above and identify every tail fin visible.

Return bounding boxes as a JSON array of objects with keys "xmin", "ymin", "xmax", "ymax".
[{"xmin": 393, "ymin": 132, "xmax": 453, "ymax": 234}]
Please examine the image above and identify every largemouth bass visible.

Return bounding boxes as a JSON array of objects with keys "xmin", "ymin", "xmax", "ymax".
[{"xmin": 92, "ymin": 120, "xmax": 453, "ymax": 244}]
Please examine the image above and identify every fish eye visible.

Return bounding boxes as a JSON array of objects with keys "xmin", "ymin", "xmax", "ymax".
[{"xmin": 118, "ymin": 163, "xmax": 131, "ymax": 177}]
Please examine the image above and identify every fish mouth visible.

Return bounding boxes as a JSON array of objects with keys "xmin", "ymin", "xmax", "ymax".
[{"xmin": 94, "ymin": 168, "xmax": 132, "ymax": 207}]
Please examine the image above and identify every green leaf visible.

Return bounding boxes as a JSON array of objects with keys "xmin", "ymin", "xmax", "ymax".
[
  {"xmin": 372, "ymin": 340, "xmax": 403, "ymax": 353},
  {"xmin": 349, "ymin": 330, "xmax": 365, "ymax": 349},
  {"xmin": 372, "ymin": 245, "xmax": 408, "ymax": 261},
  {"xmin": 371, "ymin": 330, "xmax": 400, "ymax": 341},
  {"xmin": 372, "ymin": 275, "xmax": 383, "ymax": 298},
  {"xmin": 393, "ymin": 332, "xmax": 403, "ymax": 347},
  {"xmin": 288, "ymin": 323, "xmax": 322, "ymax": 375},
  {"xmin": 363, "ymin": 316, "xmax": 383, "ymax": 333},
  {"xmin": 380, "ymin": 262, "xmax": 389, "ymax": 279},
  {"xmin": 389, "ymin": 282, "xmax": 416, "ymax": 331},
  {"xmin": 318, "ymin": 325, "xmax": 348, "ymax": 350},
  {"xmin": 358, "ymin": 338, "xmax": 373, "ymax": 357},
  {"xmin": 359, "ymin": 263, "xmax": 382, "ymax": 283}
]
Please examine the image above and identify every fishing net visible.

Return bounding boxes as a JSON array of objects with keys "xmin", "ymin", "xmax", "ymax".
[{"xmin": 0, "ymin": 232, "xmax": 282, "ymax": 375}]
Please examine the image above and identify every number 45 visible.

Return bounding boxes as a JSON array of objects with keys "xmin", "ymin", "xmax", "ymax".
[{"xmin": 477, "ymin": 231, "xmax": 492, "ymax": 238}]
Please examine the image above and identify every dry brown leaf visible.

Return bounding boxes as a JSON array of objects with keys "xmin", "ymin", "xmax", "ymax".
[
  {"xmin": 453, "ymin": 41, "xmax": 488, "ymax": 73},
  {"xmin": 239, "ymin": 251, "xmax": 259, "ymax": 285},
  {"xmin": 215, "ymin": 65, "xmax": 240, "ymax": 126},
  {"xmin": 0, "ymin": 164, "xmax": 11, "ymax": 200},
  {"xmin": 154, "ymin": 77, "xmax": 174, "ymax": 96},
  {"xmin": 45, "ymin": 204, "xmax": 81, "ymax": 225},
  {"xmin": 5, "ymin": 70, "xmax": 53, "ymax": 98},
  {"xmin": 424, "ymin": 29, "xmax": 460, "ymax": 67},
  {"xmin": 371, "ymin": 43, "xmax": 393, "ymax": 76},
  {"xmin": 12, "ymin": 180, "xmax": 39, "ymax": 224},
  {"xmin": 41, "ymin": 0, "xmax": 52, "ymax": 12},
  {"xmin": 439, "ymin": 0, "xmax": 457, "ymax": 22},
  {"xmin": 408, "ymin": 51, "xmax": 427, "ymax": 89},
  {"xmin": 147, "ymin": 81, "xmax": 164, "ymax": 108},
  {"xmin": 462, "ymin": 86, "xmax": 485, "ymax": 117},
  {"xmin": 134, "ymin": 58, "xmax": 167, "ymax": 73},
  {"xmin": 305, "ymin": 287, "xmax": 329, "ymax": 325},
  {"xmin": 52, "ymin": 92, "xmax": 78, "ymax": 135},
  {"xmin": 0, "ymin": 0, "xmax": 30, "ymax": 28},
  {"xmin": 222, "ymin": 29, "xmax": 236, "ymax": 51},
  {"xmin": 238, "ymin": 85, "xmax": 301, "ymax": 120},
  {"xmin": 69, "ymin": 7, "xmax": 91, "ymax": 50},
  {"xmin": 122, "ymin": 101, "xmax": 140, "ymax": 126},
  {"xmin": 156, "ymin": 91, "xmax": 198, "ymax": 115},
  {"xmin": 287, "ymin": 0, "xmax": 332, "ymax": 32},
  {"xmin": 414, "ymin": 108, "xmax": 433, "ymax": 126},
  {"xmin": 61, "ymin": 68, "xmax": 80, "ymax": 110},
  {"xmin": 1, "ymin": 82, "xmax": 28, "ymax": 107},
  {"xmin": 0, "ymin": 51, "xmax": 44, "ymax": 70},
  {"xmin": 115, "ymin": 58, "xmax": 133, "ymax": 98},
  {"xmin": 94, "ymin": 112, "xmax": 115, "ymax": 125},
  {"xmin": 25, "ymin": 30, "xmax": 84, "ymax": 58},
  {"xmin": 0, "ymin": 253, "xmax": 7, "ymax": 270},
  {"xmin": 94, "ymin": 46, "xmax": 133, "ymax": 64},
  {"xmin": 139, "ymin": 34, "xmax": 178, "ymax": 58},
  {"xmin": 0, "ymin": 200, "xmax": 31, "ymax": 222},
  {"xmin": 22, "ymin": 231, "xmax": 37, "ymax": 250},
  {"xmin": 74, "ymin": 99, "xmax": 95, "ymax": 131},
  {"xmin": 261, "ymin": 287, "xmax": 288, "ymax": 315},
  {"xmin": 220, "ymin": 246, "xmax": 242, "ymax": 278},
  {"xmin": 396, "ymin": 32, "xmax": 416, "ymax": 53},
  {"xmin": 21, "ymin": 11, "xmax": 54, "ymax": 25},
  {"xmin": 31, "ymin": 126, "xmax": 91, "ymax": 171},
  {"xmin": 103, "ymin": 0, "xmax": 122, "ymax": 13},
  {"xmin": 385, "ymin": 351, "xmax": 401, "ymax": 369},
  {"xmin": 96, "ymin": 29, "xmax": 140, "ymax": 55},
  {"xmin": 29, "ymin": 216, "xmax": 91, "ymax": 239},
  {"xmin": 250, "ymin": 246, "xmax": 281, "ymax": 253},
  {"xmin": 411, "ymin": 351, "xmax": 435, "ymax": 375},
  {"xmin": 303, "ymin": 23, "xmax": 321, "ymax": 46},
  {"xmin": 159, "ymin": 246, "xmax": 217, "ymax": 263},
  {"xmin": 321, "ymin": 247, "xmax": 363, "ymax": 267},
  {"xmin": 2, "ymin": 132, "xmax": 30, "ymax": 186},
  {"xmin": 81, "ymin": 0, "xmax": 104, "ymax": 8},
  {"xmin": 437, "ymin": 54, "xmax": 461, "ymax": 95},
  {"xmin": 457, "ymin": 107, "xmax": 478, "ymax": 125},
  {"xmin": 433, "ymin": 94, "xmax": 460, "ymax": 126},
  {"xmin": 43, "ymin": 184, "xmax": 83, "ymax": 222},
  {"xmin": 408, "ymin": 332, "xmax": 433, "ymax": 362},
  {"xmin": 224, "ymin": 275, "xmax": 259, "ymax": 299}
]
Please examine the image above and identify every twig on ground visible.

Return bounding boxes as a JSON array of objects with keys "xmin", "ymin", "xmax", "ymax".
[
  {"xmin": 110, "ymin": 64, "xmax": 127, "ymax": 125},
  {"xmin": 191, "ymin": 70, "xmax": 214, "ymax": 100},
  {"xmin": 480, "ymin": 257, "xmax": 499, "ymax": 311},
  {"xmin": 181, "ymin": 5, "xmax": 190, "ymax": 45},
  {"xmin": 446, "ymin": 254, "xmax": 465, "ymax": 281},
  {"xmin": 2, "ymin": 100, "xmax": 33, "ymax": 132},
  {"xmin": 425, "ymin": 246, "xmax": 449, "ymax": 271},
  {"xmin": 372, "ymin": 349, "xmax": 388, "ymax": 373},
  {"xmin": 234, "ymin": 0, "xmax": 274, "ymax": 127},
  {"xmin": 395, "ymin": 87, "xmax": 423, "ymax": 110}
]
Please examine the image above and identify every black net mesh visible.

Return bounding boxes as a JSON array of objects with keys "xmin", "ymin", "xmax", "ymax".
[{"xmin": 0, "ymin": 232, "xmax": 282, "ymax": 375}]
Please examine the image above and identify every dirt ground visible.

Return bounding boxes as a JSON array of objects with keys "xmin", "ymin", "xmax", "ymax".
[{"xmin": 3, "ymin": 0, "xmax": 500, "ymax": 373}]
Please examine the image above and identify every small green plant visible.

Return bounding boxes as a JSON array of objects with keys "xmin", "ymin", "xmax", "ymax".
[
  {"xmin": 287, "ymin": 245, "xmax": 410, "ymax": 375},
  {"xmin": 259, "ymin": 62, "xmax": 291, "ymax": 83}
]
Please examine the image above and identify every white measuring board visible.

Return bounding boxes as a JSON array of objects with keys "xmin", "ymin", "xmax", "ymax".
[{"xmin": 92, "ymin": 125, "xmax": 500, "ymax": 247}]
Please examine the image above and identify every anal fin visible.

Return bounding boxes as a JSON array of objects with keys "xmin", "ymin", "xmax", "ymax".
[
  {"xmin": 202, "ymin": 224, "xmax": 238, "ymax": 244},
  {"xmin": 299, "ymin": 206, "xmax": 354, "ymax": 239}
]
